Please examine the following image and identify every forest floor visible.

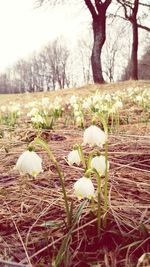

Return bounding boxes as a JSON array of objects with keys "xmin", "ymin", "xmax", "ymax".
[{"xmin": 0, "ymin": 81, "xmax": 150, "ymax": 267}]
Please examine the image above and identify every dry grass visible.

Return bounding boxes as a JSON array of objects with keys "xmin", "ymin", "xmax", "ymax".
[
  {"xmin": 1, "ymin": 80, "xmax": 150, "ymax": 105},
  {"xmin": 0, "ymin": 81, "xmax": 150, "ymax": 267}
]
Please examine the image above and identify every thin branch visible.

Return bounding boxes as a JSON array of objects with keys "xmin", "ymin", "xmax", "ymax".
[
  {"xmin": 137, "ymin": 23, "xmax": 150, "ymax": 32},
  {"xmin": 117, "ymin": 0, "xmax": 131, "ymax": 20},
  {"xmin": 132, "ymin": 0, "xmax": 139, "ymax": 18},
  {"xmin": 139, "ymin": 2, "xmax": 150, "ymax": 7},
  {"xmin": 84, "ymin": 0, "xmax": 98, "ymax": 18}
]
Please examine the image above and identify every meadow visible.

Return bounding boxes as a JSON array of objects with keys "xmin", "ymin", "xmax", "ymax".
[{"xmin": 0, "ymin": 80, "xmax": 150, "ymax": 267}]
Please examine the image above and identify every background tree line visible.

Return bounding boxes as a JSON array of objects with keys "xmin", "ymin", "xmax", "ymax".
[{"xmin": 0, "ymin": 0, "xmax": 150, "ymax": 93}]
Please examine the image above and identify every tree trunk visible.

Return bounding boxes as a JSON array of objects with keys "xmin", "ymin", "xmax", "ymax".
[
  {"xmin": 130, "ymin": 21, "xmax": 138, "ymax": 80},
  {"xmin": 91, "ymin": 15, "xmax": 106, "ymax": 84}
]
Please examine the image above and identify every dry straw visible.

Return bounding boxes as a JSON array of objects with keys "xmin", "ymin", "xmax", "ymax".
[{"xmin": 0, "ymin": 123, "xmax": 149, "ymax": 266}]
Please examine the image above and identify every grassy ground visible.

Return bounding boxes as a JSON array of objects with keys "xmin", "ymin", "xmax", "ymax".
[
  {"xmin": 1, "ymin": 80, "xmax": 150, "ymax": 104},
  {"xmin": 0, "ymin": 81, "xmax": 150, "ymax": 267}
]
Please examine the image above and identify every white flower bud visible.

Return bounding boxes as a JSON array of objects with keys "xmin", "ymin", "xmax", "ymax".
[
  {"xmin": 68, "ymin": 150, "xmax": 81, "ymax": 165},
  {"xmin": 15, "ymin": 150, "xmax": 43, "ymax": 177},
  {"xmin": 91, "ymin": 155, "xmax": 109, "ymax": 176},
  {"xmin": 74, "ymin": 177, "xmax": 94, "ymax": 199},
  {"xmin": 83, "ymin": 125, "xmax": 107, "ymax": 147}
]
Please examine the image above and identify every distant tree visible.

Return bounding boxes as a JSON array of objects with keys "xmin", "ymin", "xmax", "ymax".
[
  {"xmin": 123, "ymin": 44, "xmax": 150, "ymax": 80},
  {"xmin": 138, "ymin": 46, "xmax": 150, "ymax": 79},
  {"xmin": 43, "ymin": 38, "xmax": 70, "ymax": 89},
  {"xmin": 102, "ymin": 21, "xmax": 129, "ymax": 82},
  {"xmin": 77, "ymin": 31, "xmax": 93, "ymax": 84},
  {"xmin": 84, "ymin": 0, "xmax": 112, "ymax": 83},
  {"xmin": 116, "ymin": 0, "xmax": 150, "ymax": 80},
  {"xmin": 13, "ymin": 59, "xmax": 31, "ymax": 92},
  {"xmin": 0, "ymin": 37, "xmax": 70, "ymax": 93},
  {"xmin": 0, "ymin": 73, "xmax": 9, "ymax": 93},
  {"xmin": 36, "ymin": 0, "xmax": 112, "ymax": 84}
]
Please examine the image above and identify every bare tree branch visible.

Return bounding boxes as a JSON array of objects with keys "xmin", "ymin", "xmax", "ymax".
[
  {"xmin": 139, "ymin": 2, "xmax": 150, "ymax": 8},
  {"xmin": 137, "ymin": 24, "xmax": 150, "ymax": 32},
  {"xmin": 84, "ymin": 0, "xmax": 98, "ymax": 18}
]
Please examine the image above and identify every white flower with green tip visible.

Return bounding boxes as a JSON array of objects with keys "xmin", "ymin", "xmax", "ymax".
[
  {"xmin": 91, "ymin": 155, "xmax": 109, "ymax": 176},
  {"xmin": 15, "ymin": 150, "xmax": 43, "ymax": 177},
  {"xmin": 68, "ymin": 150, "xmax": 81, "ymax": 166},
  {"xmin": 31, "ymin": 114, "xmax": 44, "ymax": 124},
  {"xmin": 74, "ymin": 177, "xmax": 94, "ymax": 199},
  {"xmin": 83, "ymin": 125, "xmax": 107, "ymax": 147}
]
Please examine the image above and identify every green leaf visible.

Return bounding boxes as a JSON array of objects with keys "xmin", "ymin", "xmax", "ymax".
[{"xmin": 55, "ymin": 200, "xmax": 87, "ymax": 266}]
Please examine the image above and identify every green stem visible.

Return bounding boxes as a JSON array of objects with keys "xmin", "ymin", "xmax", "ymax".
[
  {"xmin": 77, "ymin": 144, "xmax": 86, "ymax": 170},
  {"xmin": 97, "ymin": 172, "xmax": 101, "ymax": 234},
  {"xmin": 92, "ymin": 168, "xmax": 101, "ymax": 235},
  {"xmin": 87, "ymin": 151, "xmax": 95, "ymax": 170},
  {"xmin": 116, "ymin": 111, "xmax": 120, "ymax": 131},
  {"xmin": 99, "ymin": 112, "xmax": 109, "ymax": 227},
  {"xmin": 111, "ymin": 112, "xmax": 114, "ymax": 133},
  {"xmin": 34, "ymin": 137, "xmax": 70, "ymax": 226},
  {"xmin": 104, "ymin": 139, "xmax": 108, "ymax": 227}
]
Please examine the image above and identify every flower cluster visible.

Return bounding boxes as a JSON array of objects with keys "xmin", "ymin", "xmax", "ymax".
[
  {"xmin": 0, "ymin": 102, "xmax": 21, "ymax": 126},
  {"xmin": 15, "ymin": 123, "xmax": 109, "ymax": 231},
  {"xmin": 1, "ymin": 86, "xmax": 149, "ymax": 129},
  {"xmin": 68, "ymin": 95, "xmax": 84, "ymax": 127},
  {"xmin": 26, "ymin": 97, "xmax": 63, "ymax": 129},
  {"xmin": 68, "ymin": 125, "xmax": 109, "ymax": 200}
]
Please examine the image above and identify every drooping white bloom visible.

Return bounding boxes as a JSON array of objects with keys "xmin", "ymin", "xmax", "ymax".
[
  {"xmin": 70, "ymin": 95, "xmax": 78, "ymax": 105},
  {"xmin": 25, "ymin": 101, "xmax": 38, "ymax": 109},
  {"xmin": 76, "ymin": 116, "xmax": 83, "ymax": 125},
  {"xmin": 136, "ymin": 95, "xmax": 143, "ymax": 102},
  {"xmin": 8, "ymin": 103, "xmax": 21, "ymax": 113},
  {"xmin": 27, "ymin": 107, "xmax": 39, "ymax": 117},
  {"xmin": 0, "ymin": 105, "xmax": 7, "ymax": 112},
  {"xmin": 68, "ymin": 150, "xmax": 81, "ymax": 165},
  {"xmin": 114, "ymin": 100, "xmax": 123, "ymax": 109},
  {"xmin": 74, "ymin": 177, "xmax": 95, "ymax": 199},
  {"xmin": 73, "ymin": 103, "xmax": 79, "ymax": 111},
  {"xmin": 74, "ymin": 111, "xmax": 81, "ymax": 117},
  {"xmin": 15, "ymin": 150, "xmax": 43, "ymax": 177},
  {"xmin": 83, "ymin": 125, "xmax": 107, "ymax": 147},
  {"xmin": 82, "ymin": 97, "xmax": 92, "ymax": 109},
  {"xmin": 41, "ymin": 97, "xmax": 50, "ymax": 107},
  {"xmin": 91, "ymin": 155, "xmax": 109, "ymax": 176},
  {"xmin": 31, "ymin": 114, "xmax": 44, "ymax": 124}
]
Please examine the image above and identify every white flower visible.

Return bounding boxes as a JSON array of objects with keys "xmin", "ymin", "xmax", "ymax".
[
  {"xmin": 27, "ymin": 107, "xmax": 39, "ymax": 117},
  {"xmin": 68, "ymin": 150, "xmax": 81, "ymax": 165},
  {"xmin": 91, "ymin": 155, "xmax": 109, "ymax": 176},
  {"xmin": 70, "ymin": 95, "xmax": 78, "ymax": 105},
  {"xmin": 114, "ymin": 100, "xmax": 123, "ymax": 109},
  {"xmin": 15, "ymin": 150, "xmax": 43, "ymax": 177},
  {"xmin": 83, "ymin": 125, "xmax": 107, "ymax": 147},
  {"xmin": 74, "ymin": 177, "xmax": 94, "ymax": 199},
  {"xmin": 82, "ymin": 98, "xmax": 91, "ymax": 109},
  {"xmin": 95, "ymin": 103, "xmax": 100, "ymax": 109},
  {"xmin": 73, "ymin": 103, "xmax": 79, "ymax": 111},
  {"xmin": 31, "ymin": 114, "xmax": 44, "ymax": 124},
  {"xmin": 8, "ymin": 103, "xmax": 21, "ymax": 113},
  {"xmin": 1, "ymin": 105, "xmax": 7, "ymax": 112},
  {"xmin": 76, "ymin": 116, "xmax": 83, "ymax": 125},
  {"xmin": 136, "ymin": 95, "xmax": 143, "ymax": 102},
  {"xmin": 41, "ymin": 97, "xmax": 50, "ymax": 106}
]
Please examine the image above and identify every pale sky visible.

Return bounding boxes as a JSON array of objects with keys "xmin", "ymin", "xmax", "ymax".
[{"xmin": 0, "ymin": 0, "xmax": 89, "ymax": 71}]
